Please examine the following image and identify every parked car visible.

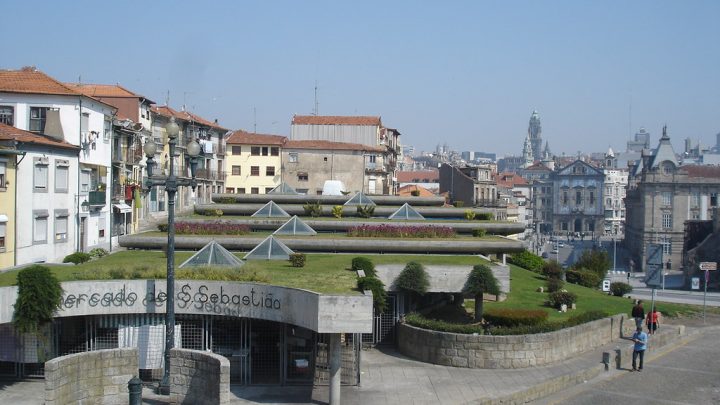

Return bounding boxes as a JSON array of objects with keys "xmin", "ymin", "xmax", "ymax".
[
  {"xmin": 558, "ymin": 242, "xmax": 565, "ymax": 248},
  {"xmin": 551, "ymin": 248, "xmax": 559, "ymax": 254},
  {"xmin": 541, "ymin": 252, "xmax": 549, "ymax": 259}
]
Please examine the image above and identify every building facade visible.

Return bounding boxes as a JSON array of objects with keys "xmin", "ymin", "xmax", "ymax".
[
  {"xmin": 224, "ymin": 131, "xmax": 285, "ymax": 194},
  {"xmin": 602, "ymin": 148, "xmax": 628, "ymax": 236},
  {"xmin": 551, "ymin": 160, "xmax": 605, "ymax": 237}
]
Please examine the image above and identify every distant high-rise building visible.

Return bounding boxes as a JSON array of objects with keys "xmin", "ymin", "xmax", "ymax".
[
  {"xmin": 528, "ymin": 110, "xmax": 543, "ymax": 162},
  {"xmin": 627, "ymin": 127, "xmax": 651, "ymax": 152}
]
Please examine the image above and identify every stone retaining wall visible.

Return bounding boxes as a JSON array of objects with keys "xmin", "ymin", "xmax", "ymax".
[
  {"xmin": 170, "ymin": 348, "xmax": 230, "ymax": 405},
  {"xmin": 398, "ymin": 314, "xmax": 629, "ymax": 369},
  {"xmin": 44, "ymin": 348, "xmax": 138, "ymax": 405}
]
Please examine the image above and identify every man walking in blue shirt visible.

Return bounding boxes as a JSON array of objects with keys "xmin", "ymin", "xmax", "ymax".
[{"xmin": 631, "ymin": 326, "xmax": 648, "ymax": 371}]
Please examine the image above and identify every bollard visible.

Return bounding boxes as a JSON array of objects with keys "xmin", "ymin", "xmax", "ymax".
[
  {"xmin": 602, "ymin": 352, "xmax": 610, "ymax": 371},
  {"xmin": 614, "ymin": 349, "xmax": 622, "ymax": 370},
  {"xmin": 128, "ymin": 376, "xmax": 143, "ymax": 405}
]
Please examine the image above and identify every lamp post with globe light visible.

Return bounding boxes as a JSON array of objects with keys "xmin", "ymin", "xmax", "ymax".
[{"xmin": 143, "ymin": 116, "xmax": 201, "ymax": 394}]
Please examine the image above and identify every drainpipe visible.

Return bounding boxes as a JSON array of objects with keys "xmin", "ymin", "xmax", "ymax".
[
  {"xmin": 108, "ymin": 111, "xmax": 116, "ymax": 253},
  {"xmin": 77, "ymin": 97, "xmax": 83, "ymax": 252},
  {"xmin": 13, "ymin": 151, "xmax": 27, "ymax": 267}
]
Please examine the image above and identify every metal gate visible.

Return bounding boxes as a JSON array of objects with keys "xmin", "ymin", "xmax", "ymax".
[
  {"xmin": 314, "ymin": 333, "xmax": 361, "ymax": 386},
  {"xmin": 362, "ymin": 293, "xmax": 403, "ymax": 345},
  {"xmin": 211, "ymin": 317, "xmax": 250, "ymax": 385}
]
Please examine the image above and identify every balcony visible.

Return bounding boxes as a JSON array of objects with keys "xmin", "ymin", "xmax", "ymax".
[
  {"xmin": 88, "ymin": 190, "xmax": 107, "ymax": 206},
  {"xmin": 195, "ymin": 169, "xmax": 226, "ymax": 182},
  {"xmin": 365, "ymin": 163, "xmax": 387, "ymax": 174}
]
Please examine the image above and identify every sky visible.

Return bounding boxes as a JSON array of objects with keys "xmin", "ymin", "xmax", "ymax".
[{"xmin": 2, "ymin": 0, "xmax": 719, "ymax": 157}]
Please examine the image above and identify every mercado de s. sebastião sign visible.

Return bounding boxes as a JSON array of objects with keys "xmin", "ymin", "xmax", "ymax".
[{"xmin": 0, "ymin": 280, "xmax": 373, "ymax": 334}]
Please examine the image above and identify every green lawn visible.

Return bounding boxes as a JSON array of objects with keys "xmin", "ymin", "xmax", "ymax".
[
  {"xmin": 466, "ymin": 265, "xmax": 713, "ymax": 321},
  {"xmin": 0, "ymin": 251, "xmax": 492, "ymax": 294}
]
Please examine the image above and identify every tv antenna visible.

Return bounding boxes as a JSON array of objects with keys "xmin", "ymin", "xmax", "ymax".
[{"xmin": 313, "ymin": 81, "xmax": 319, "ymax": 116}]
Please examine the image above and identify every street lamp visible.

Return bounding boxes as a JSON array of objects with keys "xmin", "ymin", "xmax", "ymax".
[{"xmin": 143, "ymin": 117, "xmax": 201, "ymax": 394}]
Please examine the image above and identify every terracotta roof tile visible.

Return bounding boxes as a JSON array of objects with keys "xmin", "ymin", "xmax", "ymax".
[
  {"xmin": 226, "ymin": 130, "xmax": 287, "ymax": 146},
  {"xmin": 64, "ymin": 83, "xmax": 139, "ymax": 98},
  {"xmin": 151, "ymin": 105, "xmax": 227, "ymax": 131},
  {"xmin": 397, "ymin": 184, "xmax": 436, "ymax": 197},
  {"xmin": 292, "ymin": 115, "xmax": 381, "ymax": 126},
  {"xmin": 0, "ymin": 123, "xmax": 79, "ymax": 150},
  {"xmin": 396, "ymin": 169, "xmax": 439, "ymax": 183},
  {"xmin": 683, "ymin": 165, "xmax": 720, "ymax": 179},
  {"xmin": 284, "ymin": 139, "xmax": 384, "ymax": 152},
  {"xmin": 0, "ymin": 68, "xmax": 79, "ymax": 96}
]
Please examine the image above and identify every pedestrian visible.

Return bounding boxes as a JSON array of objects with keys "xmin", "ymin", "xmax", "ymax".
[
  {"xmin": 631, "ymin": 326, "xmax": 648, "ymax": 372},
  {"xmin": 631, "ymin": 300, "xmax": 644, "ymax": 330},
  {"xmin": 646, "ymin": 308, "xmax": 660, "ymax": 335}
]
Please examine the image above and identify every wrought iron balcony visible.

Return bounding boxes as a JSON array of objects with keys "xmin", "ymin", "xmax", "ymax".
[{"xmin": 88, "ymin": 190, "xmax": 107, "ymax": 206}]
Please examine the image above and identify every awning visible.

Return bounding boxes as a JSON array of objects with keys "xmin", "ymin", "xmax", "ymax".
[
  {"xmin": 113, "ymin": 203, "xmax": 132, "ymax": 213},
  {"xmin": 0, "ymin": 214, "xmax": 7, "ymax": 222}
]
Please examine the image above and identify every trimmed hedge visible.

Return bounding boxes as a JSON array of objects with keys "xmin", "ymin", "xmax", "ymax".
[
  {"xmin": 508, "ymin": 250, "xmax": 544, "ymax": 273},
  {"xmin": 547, "ymin": 291, "xmax": 578, "ymax": 308},
  {"xmin": 483, "ymin": 308, "xmax": 548, "ymax": 327},
  {"xmin": 566, "ymin": 270, "xmax": 601, "ymax": 288},
  {"xmin": 63, "ymin": 252, "xmax": 91, "ymax": 265},
  {"xmin": 610, "ymin": 282, "xmax": 633, "ymax": 297},
  {"xmin": 472, "ymin": 229, "xmax": 487, "ymax": 237},
  {"xmin": 289, "ymin": 253, "xmax": 306, "ymax": 268},
  {"xmin": 404, "ymin": 313, "xmax": 484, "ymax": 334},
  {"xmin": 351, "ymin": 257, "xmax": 377, "ymax": 277},
  {"xmin": 357, "ymin": 276, "xmax": 387, "ymax": 314},
  {"xmin": 395, "ymin": 261, "xmax": 429, "ymax": 295}
]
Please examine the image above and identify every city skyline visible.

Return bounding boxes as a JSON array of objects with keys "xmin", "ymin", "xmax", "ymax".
[{"xmin": 2, "ymin": 0, "xmax": 718, "ymax": 156}]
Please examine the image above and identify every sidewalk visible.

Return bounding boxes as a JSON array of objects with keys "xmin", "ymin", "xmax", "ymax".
[{"xmin": 1, "ymin": 318, "xmax": 714, "ymax": 405}]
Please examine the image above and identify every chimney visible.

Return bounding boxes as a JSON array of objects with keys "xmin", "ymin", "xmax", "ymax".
[{"xmin": 43, "ymin": 109, "xmax": 64, "ymax": 141}]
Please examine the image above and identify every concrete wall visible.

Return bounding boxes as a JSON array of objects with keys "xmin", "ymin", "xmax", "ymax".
[
  {"xmin": 170, "ymin": 348, "xmax": 230, "ymax": 405},
  {"xmin": 398, "ymin": 314, "xmax": 628, "ymax": 369},
  {"xmin": 0, "ymin": 280, "xmax": 373, "ymax": 334},
  {"xmin": 44, "ymin": 348, "xmax": 138, "ymax": 405}
]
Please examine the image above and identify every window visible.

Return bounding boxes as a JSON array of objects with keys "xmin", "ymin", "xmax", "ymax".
[
  {"xmin": 289, "ymin": 153, "xmax": 298, "ymax": 163},
  {"xmin": 231, "ymin": 146, "xmax": 242, "ymax": 155},
  {"xmin": 562, "ymin": 192, "xmax": 567, "ymax": 205},
  {"xmin": 98, "ymin": 213, "xmax": 106, "ymax": 238},
  {"xmin": 711, "ymin": 193, "xmax": 718, "ymax": 207},
  {"xmin": 661, "ymin": 237, "xmax": 672, "ymax": 255},
  {"xmin": 661, "ymin": 192, "xmax": 672, "ymax": 206},
  {"xmin": 55, "ymin": 159, "xmax": 69, "ymax": 193},
  {"xmin": 80, "ymin": 169, "xmax": 91, "ymax": 193},
  {"xmin": 297, "ymin": 172, "xmax": 308, "ymax": 182},
  {"xmin": 690, "ymin": 193, "xmax": 701, "ymax": 208},
  {"xmin": 104, "ymin": 116, "xmax": 112, "ymax": 141},
  {"xmin": 250, "ymin": 166, "xmax": 260, "ymax": 176},
  {"xmin": 561, "ymin": 222, "xmax": 568, "ymax": 231},
  {"xmin": 323, "ymin": 157, "xmax": 328, "ymax": 162},
  {"xmin": 0, "ymin": 106, "xmax": 14, "ymax": 125},
  {"xmin": 0, "ymin": 220, "xmax": 6, "ymax": 251},
  {"xmin": 265, "ymin": 187, "xmax": 274, "ymax": 194},
  {"xmin": 34, "ymin": 157, "xmax": 49, "ymax": 192},
  {"xmin": 266, "ymin": 166, "xmax": 275, "ymax": 176},
  {"xmin": 33, "ymin": 210, "xmax": 49, "ymax": 244},
  {"xmin": 261, "ymin": 147, "xmax": 269, "ymax": 156},
  {"xmin": 251, "ymin": 187, "xmax": 259, "ymax": 194},
  {"xmin": 29, "ymin": 107, "xmax": 48, "ymax": 132},
  {"xmin": 54, "ymin": 210, "xmax": 68, "ymax": 243},
  {"xmin": 605, "ymin": 198, "xmax": 612, "ymax": 206},
  {"xmin": 0, "ymin": 161, "xmax": 6, "ymax": 189},
  {"xmin": 662, "ymin": 213, "xmax": 672, "ymax": 229},
  {"xmin": 251, "ymin": 147, "xmax": 260, "ymax": 156},
  {"xmin": 589, "ymin": 191, "xmax": 595, "ymax": 205},
  {"xmin": 270, "ymin": 147, "xmax": 279, "ymax": 156},
  {"xmin": 662, "ymin": 163, "xmax": 673, "ymax": 175},
  {"xmin": 368, "ymin": 155, "xmax": 377, "ymax": 163},
  {"xmin": 575, "ymin": 191, "xmax": 582, "ymax": 205},
  {"xmin": 238, "ymin": 188, "xmax": 246, "ymax": 194},
  {"xmin": 225, "ymin": 187, "xmax": 235, "ymax": 193},
  {"xmin": 232, "ymin": 165, "xmax": 241, "ymax": 175}
]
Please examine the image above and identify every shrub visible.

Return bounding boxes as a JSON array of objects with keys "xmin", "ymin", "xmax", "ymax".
[
  {"xmin": 395, "ymin": 261, "xmax": 429, "ymax": 295},
  {"xmin": 410, "ymin": 189, "xmax": 421, "ymax": 197},
  {"xmin": 472, "ymin": 229, "xmax": 486, "ymax": 237},
  {"xmin": 216, "ymin": 197, "xmax": 236, "ymax": 204},
  {"xmin": 173, "ymin": 221, "xmax": 251, "ymax": 236},
  {"xmin": 465, "ymin": 210, "xmax": 476, "ymax": 220},
  {"xmin": 464, "ymin": 264, "xmax": 501, "ymax": 320},
  {"xmin": 483, "ymin": 308, "xmax": 549, "ymax": 327},
  {"xmin": 572, "ymin": 250, "xmax": 611, "ymax": 280},
  {"xmin": 404, "ymin": 313, "xmax": 484, "ymax": 334},
  {"xmin": 542, "ymin": 260, "xmax": 563, "ymax": 279},
  {"xmin": 88, "ymin": 248, "xmax": 109, "ymax": 259},
  {"xmin": 508, "ymin": 250, "xmax": 544, "ymax": 273},
  {"xmin": 289, "ymin": 253, "xmax": 306, "ymax": 268},
  {"xmin": 547, "ymin": 291, "xmax": 578, "ymax": 308},
  {"xmin": 357, "ymin": 276, "xmax": 387, "ymax": 313},
  {"xmin": 546, "ymin": 277, "xmax": 564, "ymax": 293},
  {"xmin": 566, "ymin": 270, "xmax": 601, "ymax": 288},
  {"xmin": 356, "ymin": 205, "xmax": 375, "ymax": 218},
  {"xmin": 13, "ymin": 265, "xmax": 63, "ymax": 333},
  {"xmin": 351, "ymin": 257, "xmax": 377, "ymax": 277},
  {"xmin": 158, "ymin": 223, "xmax": 168, "ymax": 232},
  {"xmin": 476, "ymin": 213, "xmax": 494, "ymax": 221},
  {"xmin": 303, "ymin": 201, "xmax": 323, "ymax": 217},
  {"xmin": 63, "ymin": 252, "xmax": 91, "ymax": 265},
  {"xmin": 610, "ymin": 282, "xmax": 633, "ymax": 297},
  {"xmin": 347, "ymin": 224, "xmax": 455, "ymax": 239},
  {"xmin": 453, "ymin": 201, "xmax": 465, "ymax": 208},
  {"xmin": 204, "ymin": 208, "xmax": 224, "ymax": 217},
  {"xmin": 331, "ymin": 205, "xmax": 343, "ymax": 219}
]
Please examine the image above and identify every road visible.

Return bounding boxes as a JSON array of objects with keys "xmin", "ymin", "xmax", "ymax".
[
  {"xmin": 533, "ymin": 327, "xmax": 720, "ymax": 405},
  {"xmin": 624, "ymin": 288, "xmax": 720, "ymax": 307}
]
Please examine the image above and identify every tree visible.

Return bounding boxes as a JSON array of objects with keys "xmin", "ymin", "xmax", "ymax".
[
  {"xmin": 395, "ymin": 261, "xmax": 429, "ymax": 310},
  {"xmin": 13, "ymin": 265, "xmax": 63, "ymax": 333},
  {"xmin": 572, "ymin": 250, "xmax": 611, "ymax": 281},
  {"xmin": 464, "ymin": 264, "xmax": 501, "ymax": 321}
]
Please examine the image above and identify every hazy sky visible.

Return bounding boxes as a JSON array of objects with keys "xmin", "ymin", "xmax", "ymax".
[{"xmin": 2, "ymin": 0, "xmax": 719, "ymax": 156}]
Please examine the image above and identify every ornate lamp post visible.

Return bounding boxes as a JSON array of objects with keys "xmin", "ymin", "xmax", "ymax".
[{"xmin": 143, "ymin": 117, "xmax": 201, "ymax": 394}]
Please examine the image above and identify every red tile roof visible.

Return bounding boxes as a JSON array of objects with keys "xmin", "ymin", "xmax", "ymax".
[
  {"xmin": 397, "ymin": 184, "xmax": 436, "ymax": 197},
  {"xmin": 0, "ymin": 123, "xmax": 79, "ymax": 150},
  {"xmin": 292, "ymin": 115, "xmax": 382, "ymax": 126},
  {"xmin": 0, "ymin": 67, "xmax": 79, "ymax": 96},
  {"xmin": 64, "ymin": 83, "xmax": 140, "ymax": 98},
  {"xmin": 151, "ymin": 106, "xmax": 228, "ymax": 131},
  {"xmin": 225, "ymin": 130, "xmax": 287, "ymax": 146},
  {"xmin": 683, "ymin": 165, "xmax": 720, "ymax": 179},
  {"xmin": 494, "ymin": 172, "xmax": 528, "ymax": 188},
  {"xmin": 396, "ymin": 169, "xmax": 439, "ymax": 183},
  {"xmin": 284, "ymin": 139, "xmax": 384, "ymax": 153}
]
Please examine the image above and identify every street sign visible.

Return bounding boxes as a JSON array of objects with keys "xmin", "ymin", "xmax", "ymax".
[
  {"xmin": 645, "ymin": 263, "xmax": 663, "ymax": 287},
  {"xmin": 647, "ymin": 244, "xmax": 663, "ymax": 265},
  {"xmin": 700, "ymin": 262, "xmax": 717, "ymax": 271},
  {"xmin": 692, "ymin": 277, "xmax": 700, "ymax": 290},
  {"xmin": 602, "ymin": 279, "xmax": 611, "ymax": 292}
]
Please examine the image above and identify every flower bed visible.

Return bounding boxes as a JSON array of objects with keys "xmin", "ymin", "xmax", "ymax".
[
  {"xmin": 159, "ymin": 221, "xmax": 251, "ymax": 235},
  {"xmin": 347, "ymin": 224, "xmax": 455, "ymax": 238}
]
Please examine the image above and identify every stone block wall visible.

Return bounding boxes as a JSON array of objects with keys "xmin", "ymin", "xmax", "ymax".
[
  {"xmin": 170, "ymin": 348, "xmax": 230, "ymax": 405},
  {"xmin": 398, "ymin": 314, "xmax": 628, "ymax": 369},
  {"xmin": 44, "ymin": 348, "xmax": 138, "ymax": 405}
]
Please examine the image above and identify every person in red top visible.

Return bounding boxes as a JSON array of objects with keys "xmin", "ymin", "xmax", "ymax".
[{"xmin": 646, "ymin": 308, "xmax": 660, "ymax": 334}]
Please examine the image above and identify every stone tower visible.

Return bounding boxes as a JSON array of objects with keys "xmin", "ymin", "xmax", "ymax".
[{"xmin": 528, "ymin": 110, "xmax": 543, "ymax": 162}]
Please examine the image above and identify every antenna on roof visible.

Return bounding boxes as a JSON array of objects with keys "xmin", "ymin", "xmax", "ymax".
[
  {"xmin": 253, "ymin": 106, "xmax": 257, "ymax": 134},
  {"xmin": 78, "ymin": 75, "xmax": 81, "ymax": 85},
  {"xmin": 313, "ymin": 80, "xmax": 319, "ymax": 116},
  {"xmin": 165, "ymin": 90, "xmax": 170, "ymax": 107}
]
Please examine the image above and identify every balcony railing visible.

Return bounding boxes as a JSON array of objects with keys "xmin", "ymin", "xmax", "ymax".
[
  {"xmin": 88, "ymin": 190, "xmax": 107, "ymax": 206},
  {"xmin": 195, "ymin": 169, "xmax": 227, "ymax": 181}
]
